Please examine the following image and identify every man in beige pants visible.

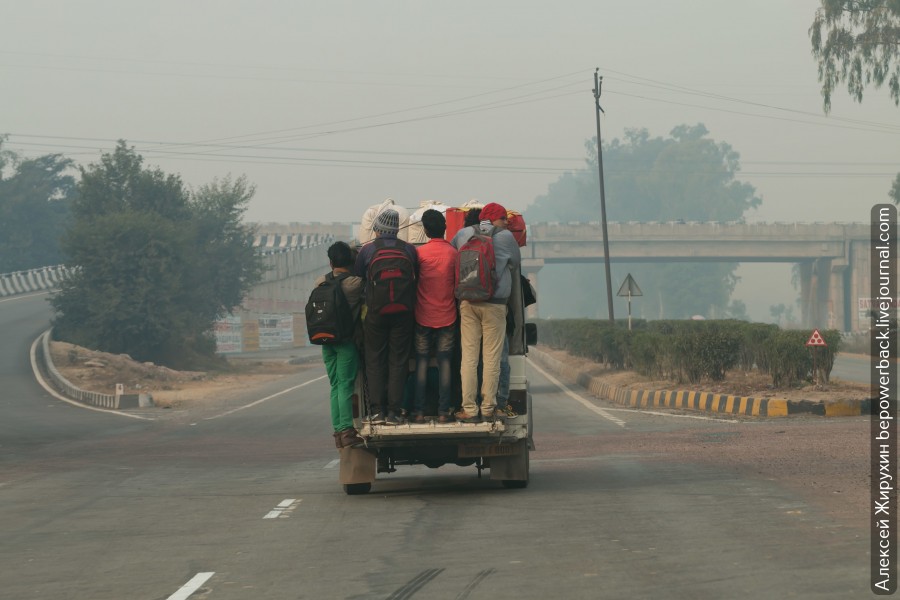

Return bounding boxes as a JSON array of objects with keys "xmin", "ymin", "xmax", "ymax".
[{"xmin": 451, "ymin": 202, "xmax": 521, "ymax": 423}]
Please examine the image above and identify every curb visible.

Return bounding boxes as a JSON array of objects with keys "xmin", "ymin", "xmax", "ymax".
[{"xmin": 528, "ymin": 346, "xmax": 870, "ymax": 418}]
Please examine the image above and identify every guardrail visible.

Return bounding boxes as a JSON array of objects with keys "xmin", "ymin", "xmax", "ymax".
[
  {"xmin": 0, "ymin": 266, "xmax": 71, "ymax": 297},
  {"xmin": 37, "ymin": 329, "xmax": 146, "ymax": 409}
]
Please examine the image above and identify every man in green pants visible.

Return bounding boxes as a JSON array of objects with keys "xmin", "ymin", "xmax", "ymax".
[{"xmin": 315, "ymin": 241, "xmax": 365, "ymax": 448}]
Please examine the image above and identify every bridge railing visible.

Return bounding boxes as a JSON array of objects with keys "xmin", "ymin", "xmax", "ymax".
[{"xmin": 0, "ymin": 266, "xmax": 71, "ymax": 298}]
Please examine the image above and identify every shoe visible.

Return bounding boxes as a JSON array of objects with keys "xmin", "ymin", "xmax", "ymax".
[
  {"xmin": 481, "ymin": 408, "xmax": 504, "ymax": 423},
  {"xmin": 367, "ymin": 412, "xmax": 385, "ymax": 425},
  {"xmin": 437, "ymin": 414, "xmax": 454, "ymax": 424},
  {"xmin": 455, "ymin": 410, "xmax": 481, "ymax": 423},
  {"xmin": 333, "ymin": 431, "xmax": 344, "ymax": 448},
  {"xmin": 497, "ymin": 404, "xmax": 517, "ymax": 417},
  {"xmin": 384, "ymin": 413, "xmax": 402, "ymax": 426},
  {"xmin": 339, "ymin": 428, "xmax": 365, "ymax": 446},
  {"xmin": 413, "ymin": 413, "xmax": 426, "ymax": 424}
]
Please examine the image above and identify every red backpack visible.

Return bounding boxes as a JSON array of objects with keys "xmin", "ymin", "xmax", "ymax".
[
  {"xmin": 365, "ymin": 238, "xmax": 416, "ymax": 315},
  {"xmin": 455, "ymin": 230, "xmax": 496, "ymax": 302}
]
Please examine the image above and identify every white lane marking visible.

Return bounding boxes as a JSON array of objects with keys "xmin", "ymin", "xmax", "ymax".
[
  {"xmin": 0, "ymin": 291, "xmax": 49, "ymax": 303},
  {"xmin": 529, "ymin": 358, "xmax": 739, "ymax": 424},
  {"xmin": 204, "ymin": 375, "xmax": 328, "ymax": 420},
  {"xmin": 529, "ymin": 359, "xmax": 627, "ymax": 428},
  {"xmin": 600, "ymin": 406, "xmax": 739, "ymax": 423},
  {"xmin": 324, "ymin": 458, "xmax": 340, "ymax": 469},
  {"xmin": 167, "ymin": 572, "xmax": 215, "ymax": 600},
  {"xmin": 30, "ymin": 332, "xmax": 154, "ymax": 421},
  {"xmin": 263, "ymin": 498, "xmax": 300, "ymax": 519}
]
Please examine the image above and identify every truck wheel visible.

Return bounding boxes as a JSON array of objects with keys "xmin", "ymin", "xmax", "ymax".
[{"xmin": 343, "ymin": 482, "xmax": 372, "ymax": 495}]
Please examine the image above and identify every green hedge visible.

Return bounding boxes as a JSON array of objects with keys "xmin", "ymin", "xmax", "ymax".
[{"xmin": 536, "ymin": 319, "xmax": 842, "ymax": 388}]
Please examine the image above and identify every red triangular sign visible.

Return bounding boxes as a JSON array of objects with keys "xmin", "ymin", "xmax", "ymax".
[{"xmin": 805, "ymin": 328, "xmax": 827, "ymax": 347}]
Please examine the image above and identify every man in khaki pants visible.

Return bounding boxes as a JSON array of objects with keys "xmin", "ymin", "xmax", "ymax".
[{"xmin": 451, "ymin": 202, "xmax": 521, "ymax": 423}]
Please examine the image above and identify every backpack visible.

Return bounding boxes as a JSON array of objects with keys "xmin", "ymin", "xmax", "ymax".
[
  {"xmin": 455, "ymin": 229, "xmax": 497, "ymax": 302},
  {"xmin": 365, "ymin": 238, "xmax": 416, "ymax": 315},
  {"xmin": 305, "ymin": 272, "xmax": 355, "ymax": 344}
]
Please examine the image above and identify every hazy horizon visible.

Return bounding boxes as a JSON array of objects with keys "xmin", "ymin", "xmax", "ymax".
[{"xmin": 4, "ymin": 0, "xmax": 898, "ymax": 321}]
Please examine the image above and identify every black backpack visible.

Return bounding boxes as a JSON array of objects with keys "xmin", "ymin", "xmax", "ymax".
[
  {"xmin": 306, "ymin": 272, "xmax": 355, "ymax": 344},
  {"xmin": 365, "ymin": 238, "xmax": 416, "ymax": 315}
]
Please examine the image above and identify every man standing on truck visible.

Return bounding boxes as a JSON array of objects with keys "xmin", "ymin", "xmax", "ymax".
[
  {"xmin": 412, "ymin": 209, "xmax": 458, "ymax": 424},
  {"xmin": 314, "ymin": 241, "xmax": 365, "ymax": 448},
  {"xmin": 355, "ymin": 209, "xmax": 419, "ymax": 426},
  {"xmin": 451, "ymin": 202, "xmax": 521, "ymax": 423}
]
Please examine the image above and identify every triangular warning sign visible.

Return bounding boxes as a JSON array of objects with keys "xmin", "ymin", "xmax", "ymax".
[
  {"xmin": 616, "ymin": 273, "xmax": 643, "ymax": 297},
  {"xmin": 805, "ymin": 328, "xmax": 827, "ymax": 347}
]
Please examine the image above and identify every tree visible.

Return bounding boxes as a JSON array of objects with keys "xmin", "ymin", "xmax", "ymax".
[
  {"xmin": 525, "ymin": 124, "xmax": 761, "ymax": 319},
  {"xmin": 810, "ymin": 0, "xmax": 900, "ymax": 112},
  {"xmin": 0, "ymin": 136, "xmax": 77, "ymax": 272},
  {"xmin": 51, "ymin": 141, "xmax": 263, "ymax": 368}
]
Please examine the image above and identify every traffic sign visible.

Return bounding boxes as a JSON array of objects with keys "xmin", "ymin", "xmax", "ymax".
[
  {"xmin": 805, "ymin": 328, "xmax": 827, "ymax": 347},
  {"xmin": 616, "ymin": 273, "xmax": 643, "ymax": 297}
]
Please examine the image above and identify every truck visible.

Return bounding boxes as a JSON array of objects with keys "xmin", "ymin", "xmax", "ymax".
[{"xmin": 338, "ymin": 205, "xmax": 536, "ymax": 494}]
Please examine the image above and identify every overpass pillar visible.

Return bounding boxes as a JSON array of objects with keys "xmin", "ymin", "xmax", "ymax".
[
  {"xmin": 799, "ymin": 259, "xmax": 833, "ymax": 329},
  {"xmin": 798, "ymin": 261, "xmax": 813, "ymax": 328},
  {"xmin": 521, "ymin": 259, "xmax": 544, "ymax": 320},
  {"xmin": 849, "ymin": 239, "xmax": 871, "ymax": 332},
  {"xmin": 828, "ymin": 259, "xmax": 848, "ymax": 331}
]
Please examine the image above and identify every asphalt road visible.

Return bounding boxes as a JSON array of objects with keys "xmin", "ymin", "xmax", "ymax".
[
  {"xmin": 831, "ymin": 352, "xmax": 871, "ymax": 384},
  {"xmin": 0, "ymin": 296, "xmax": 872, "ymax": 599}
]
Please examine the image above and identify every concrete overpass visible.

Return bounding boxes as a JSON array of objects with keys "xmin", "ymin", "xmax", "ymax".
[
  {"xmin": 522, "ymin": 221, "xmax": 874, "ymax": 332},
  {"xmin": 4, "ymin": 220, "xmax": 873, "ymax": 353}
]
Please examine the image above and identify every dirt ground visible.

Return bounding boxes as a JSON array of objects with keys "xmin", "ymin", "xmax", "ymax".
[
  {"xmin": 50, "ymin": 341, "xmax": 871, "ymax": 412},
  {"xmin": 49, "ymin": 341, "xmax": 314, "ymax": 409}
]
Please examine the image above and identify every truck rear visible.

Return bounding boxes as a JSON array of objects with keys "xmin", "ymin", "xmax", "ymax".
[{"xmin": 339, "ymin": 242, "xmax": 535, "ymax": 495}]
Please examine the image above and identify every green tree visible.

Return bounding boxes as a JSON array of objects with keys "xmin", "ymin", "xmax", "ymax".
[
  {"xmin": 809, "ymin": 0, "xmax": 900, "ymax": 112},
  {"xmin": 526, "ymin": 124, "xmax": 761, "ymax": 319},
  {"xmin": 0, "ymin": 137, "xmax": 76, "ymax": 271},
  {"xmin": 51, "ymin": 141, "xmax": 263, "ymax": 368}
]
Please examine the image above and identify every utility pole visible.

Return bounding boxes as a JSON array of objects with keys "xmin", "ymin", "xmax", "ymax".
[{"xmin": 593, "ymin": 69, "xmax": 615, "ymax": 323}]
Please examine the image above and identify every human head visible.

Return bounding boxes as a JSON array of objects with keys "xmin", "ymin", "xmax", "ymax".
[
  {"xmin": 479, "ymin": 202, "xmax": 508, "ymax": 227},
  {"xmin": 373, "ymin": 208, "xmax": 400, "ymax": 236},
  {"xmin": 464, "ymin": 208, "xmax": 482, "ymax": 227},
  {"xmin": 421, "ymin": 209, "xmax": 446, "ymax": 239},
  {"xmin": 327, "ymin": 240, "xmax": 353, "ymax": 269}
]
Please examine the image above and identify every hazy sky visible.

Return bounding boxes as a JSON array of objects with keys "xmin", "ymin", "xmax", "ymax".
[
  {"xmin": 4, "ymin": 1, "xmax": 898, "ymax": 320},
  {"xmin": 4, "ymin": 0, "xmax": 898, "ymax": 224}
]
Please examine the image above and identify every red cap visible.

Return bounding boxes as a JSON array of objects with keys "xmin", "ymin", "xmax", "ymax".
[{"xmin": 480, "ymin": 202, "xmax": 507, "ymax": 222}]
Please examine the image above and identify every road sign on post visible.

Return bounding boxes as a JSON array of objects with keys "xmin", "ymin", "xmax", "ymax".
[
  {"xmin": 616, "ymin": 273, "xmax": 643, "ymax": 331},
  {"xmin": 805, "ymin": 328, "xmax": 827, "ymax": 385},
  {"xmin": 805, "ymin": 329, "xmax": 827, "ymax": 347}
]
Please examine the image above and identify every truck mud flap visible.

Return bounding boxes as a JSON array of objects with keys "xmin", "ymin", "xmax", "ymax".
[
  {"xmin": 339, "ymin": 446, "xmax": 376, "ymax": 485},
  {"xmin": 487, "ymin": 440, "xmax": 529, "ymax": 483}
]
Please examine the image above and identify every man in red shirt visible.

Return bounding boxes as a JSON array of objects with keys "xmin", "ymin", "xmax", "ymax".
[{"xmin": 412, "ymin": 210, "xmax": 458, "ymax": 423}]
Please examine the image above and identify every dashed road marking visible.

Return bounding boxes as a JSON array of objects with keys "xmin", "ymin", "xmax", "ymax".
[
  {"xmin": 263, "ymin": 498, "xmax": 300, "ymax": 519},
  {"xmin": 166, "ymin": 572, "xmax": 215, "ymax": 600},
  {"xmin": 324, "ymin": 458, "xmax": 340, "ymax": 469}
]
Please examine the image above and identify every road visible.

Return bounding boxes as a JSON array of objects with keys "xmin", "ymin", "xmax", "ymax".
[{"xmin": 0, "ymin": 294, "xmax": 873, "ymax": 599}]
